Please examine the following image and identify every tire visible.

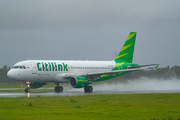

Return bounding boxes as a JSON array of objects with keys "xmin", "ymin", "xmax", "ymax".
[
  {"xmin": 88, "ymin": 86, "xmax": 93, "ymax": 92},
  {"xmin": 84, "ymin": 86, "xmax": 93, "ymax": 93},
  {"xmin": 55, "ymin": 86, "xmax": 63, "ymax": 93},
  {"xmin": 84, "ymin": 86, "xmax": 89, "ymax": 93},
  {"xmin": 59, "ymin": 86, "xmax": 63, "ymax": 92},
  {"xmin": 25, "ymin": 88, "xmax": 30, "ymax": 93},
  {"xmin": 25, "ymin": 88, "xmax": 27, "ymax": 93},
  {"xmin": 55, "ymin": 86, "xmax": 59, "ymax": 93}
]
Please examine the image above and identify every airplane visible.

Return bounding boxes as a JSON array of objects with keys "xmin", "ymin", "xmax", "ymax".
[{"xmin": 7, "ymin": 32, "xmax": 159, "ymax": 93}]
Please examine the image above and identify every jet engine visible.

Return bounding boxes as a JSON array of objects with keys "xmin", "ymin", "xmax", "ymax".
[{"xmin": 69, "ymin": 76, "xmax": 89, "ymax": 88}]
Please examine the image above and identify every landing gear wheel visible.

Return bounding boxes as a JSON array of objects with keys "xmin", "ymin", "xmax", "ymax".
[
  {"xmin": 55, "ymin": 86, "xmax": 59, "ymax": 92},
  {"xmin": 84, "ymin": 86, "xmax": 93, "ymax": 93},
  {"xmin": 55, "ymin": 86, "xmax": 63, "ymax": 93},
  {"xmin": 59, "ymin": 86, "xmax": 63, "ymax": 92},
  {"xmin": 25, "ymin": 88, "xmax": 30, "ymax": 93},
  {"xmin": 84, "ymin": 86, "xmax": 88, "ymax": 92},
  {"xmin": 88, "ymin": 86, "xmax": 93, "ymax": 92}
]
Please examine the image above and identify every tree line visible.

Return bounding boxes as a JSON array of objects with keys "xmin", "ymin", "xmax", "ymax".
[
  {"xmin": 0, "ymin": 65, "xmax": 19, "ymax": 84},
  {"xmin": 123, "ymin": 65, "xmax": 180, "ymax": 80},
  {"xmin": 0, "ymin": 65, "xmax": 180, "ymax": 84}
]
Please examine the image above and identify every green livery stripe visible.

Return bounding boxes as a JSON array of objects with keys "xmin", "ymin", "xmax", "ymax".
[
  {"xmin": 115, "ymin": 53, "xmax": 128, "ymax": 59},
  {"xmin": 127, "ymin": 32, "xmax": 136, "ymax": 41},
  {"xmin": 121, "ymin": 44, "xmax": 132, "ymax": 52}
]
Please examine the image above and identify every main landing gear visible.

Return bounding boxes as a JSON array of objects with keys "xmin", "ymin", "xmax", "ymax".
[
  {"xmin": 55, "ymin": 83, "xmax": 63, "ymax": 93},
  {"xmin": 84, "ymin": 86, "xmax": 93, "ymax": 93}
]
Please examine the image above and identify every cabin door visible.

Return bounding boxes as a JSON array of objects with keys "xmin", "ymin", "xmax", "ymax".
[{"xmin": 30, "ymin": 62, "xmax": 37, "ymax": 74}]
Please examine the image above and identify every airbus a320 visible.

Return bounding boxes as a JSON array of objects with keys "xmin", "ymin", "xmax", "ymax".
[{"xmin": 7, "ymin": 32, "xmax": 159, "ymax": 93}]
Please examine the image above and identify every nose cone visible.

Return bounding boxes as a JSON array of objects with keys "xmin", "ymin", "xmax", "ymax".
[{"xmin": 7, "ymin": 70, "xmax": 15, "ymax": 79}]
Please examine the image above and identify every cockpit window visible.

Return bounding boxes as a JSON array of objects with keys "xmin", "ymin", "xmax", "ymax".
[
  {"xmin": 14, "ymin": 66, "xmax": 19, "ymax": 69},
  {"xmin": 13, "ymin": 66, "xmax": 26, "ymax": 69}
]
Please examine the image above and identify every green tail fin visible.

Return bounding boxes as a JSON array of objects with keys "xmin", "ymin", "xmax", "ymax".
[{"xmin": 114, "ymin": 32, "xmax": 137, "ymax": 63}]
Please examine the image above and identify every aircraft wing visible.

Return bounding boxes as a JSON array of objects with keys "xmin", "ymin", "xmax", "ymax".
[
  {"xmin": 63, "ymin": 68, "xmax": 145, "ymax": 81},
  {"xmin": 86, "ymin": 68, "xmax": 145, "ymax": 76},
  {"xmin": 127, "ymin": 64, "xmax": 159, "ymax": 69},
  {"xmin": 86, "ymin": 64, "xmax": 159, "ymax": 80},
  {"xmin": 63, "ymin": 64, "xmax": 159, "ymax": 80},
  {"xmin": 64, "ymin": 68, "xmax": 144, "ymax": 77}
]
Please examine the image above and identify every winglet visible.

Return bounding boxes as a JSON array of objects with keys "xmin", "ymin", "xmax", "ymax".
[{"xmin": 155, "ymin": 65, "xmax": 159, "ymax": 70}]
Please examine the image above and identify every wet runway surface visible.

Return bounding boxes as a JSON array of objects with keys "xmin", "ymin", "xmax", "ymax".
[
  {"xmin": 0, "ymin": 89, "xmax": 180, "ymax": 98},
  {"xmin": 1, "ymin": 79, "xmax": 180, "ymax": 97}
]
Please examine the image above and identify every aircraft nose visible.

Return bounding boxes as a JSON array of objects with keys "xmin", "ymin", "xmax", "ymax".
[{"xmin": 7, "ymin": 70, "xmax": 15, "ymax": 79}]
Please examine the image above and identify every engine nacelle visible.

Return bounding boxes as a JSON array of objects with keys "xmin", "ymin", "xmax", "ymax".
[
  {"xmin": 69, "ymin": 76, "xmax": 89, "ymax": 88},
  {"xmin": 25, "ymin": 82, "xmax": 47, "ymax": 89}
]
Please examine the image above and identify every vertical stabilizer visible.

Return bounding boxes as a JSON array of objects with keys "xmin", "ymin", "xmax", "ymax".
[{"xmin": 114, "ymin": 32, "xmax": 137, "ymax": 63}]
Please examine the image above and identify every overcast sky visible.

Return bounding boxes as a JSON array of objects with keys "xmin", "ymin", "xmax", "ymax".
[{"xmin": 0, "ymin": 0, "xmax": 180, "ymax": 68}]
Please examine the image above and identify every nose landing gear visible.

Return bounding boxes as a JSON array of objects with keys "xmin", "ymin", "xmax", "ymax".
[
  {"xmin": 25, "ymin": 82, "xmax": 32, "ymax": 93},
  {"xmin": 25, "ymin": 88, "xmax": 30, "ymax": 93}
]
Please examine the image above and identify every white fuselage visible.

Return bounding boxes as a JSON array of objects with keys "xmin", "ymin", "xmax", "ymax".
[{"xmin": 7, "ymin": 60, "xmax": 116, "ymax": 83}]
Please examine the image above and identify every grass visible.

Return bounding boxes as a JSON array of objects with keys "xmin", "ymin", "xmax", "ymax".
[
  {"xmin": 0, "ymin": 93, "xmax": 180, "ymax": 119},
  {"xmin": 0, "ymin": 83, "xmax": 22, "ymax": 88}
]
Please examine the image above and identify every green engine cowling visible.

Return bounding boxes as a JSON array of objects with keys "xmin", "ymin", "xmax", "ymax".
[
  {"xmin": 27, "ymin": 82, "xmax": 47, "ymax": 89},
  {"xmin": 69, "ymin": 76, "xmax": 89, "ymax": 88}
]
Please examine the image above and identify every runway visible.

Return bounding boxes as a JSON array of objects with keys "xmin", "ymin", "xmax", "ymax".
[
  {"xmin": 0, "ymin": 89, "xmax": 180, "ymax": 98},
  {"xmin": 1, "ymin": 79, "xmax": 180, "ymax": 97}
]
